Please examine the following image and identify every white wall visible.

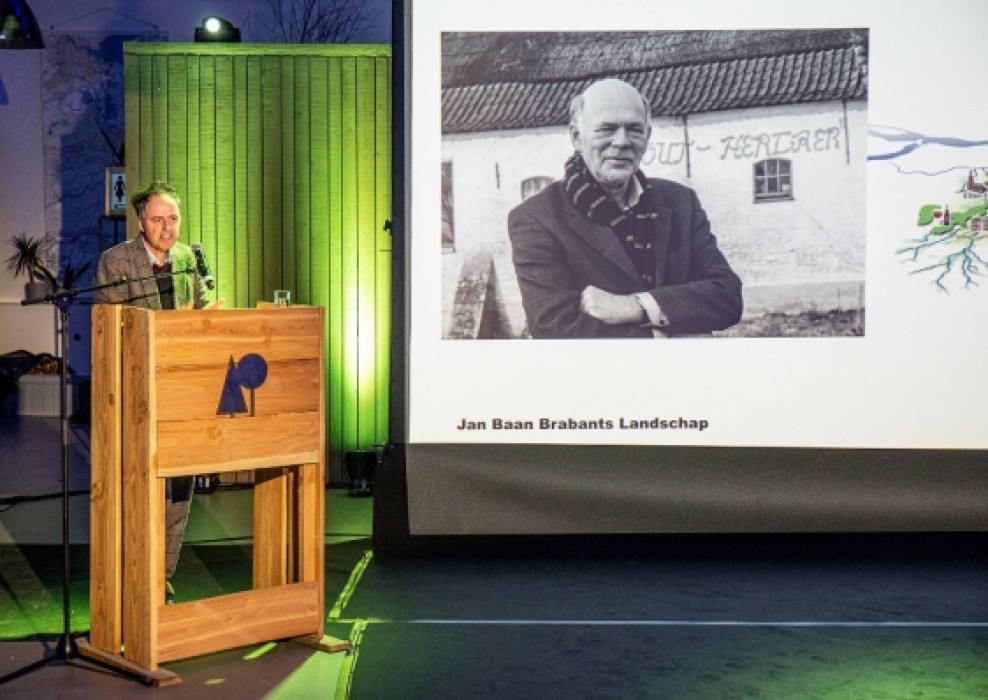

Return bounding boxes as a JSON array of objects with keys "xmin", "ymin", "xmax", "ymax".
[
  {"xmin": 680, "ymin": 101, "xmax": 867, "ymax": 288},
  {"xmin": 0, "ymin": 48, "xmax": 50, "ymax": 353},
  {"xmin": 0, "ymin": 0, "xmax": 391, "ymax": 357}
]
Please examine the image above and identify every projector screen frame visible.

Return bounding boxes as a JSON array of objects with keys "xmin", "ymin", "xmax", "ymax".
[{"xmin": 378, "ymin": 0, "xmax": 988, "ymax": 550}]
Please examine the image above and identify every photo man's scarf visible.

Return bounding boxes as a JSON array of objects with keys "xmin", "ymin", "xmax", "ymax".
[{"xmin": 563, "ymin": 152, "xmax": 658, "ymax": 287}]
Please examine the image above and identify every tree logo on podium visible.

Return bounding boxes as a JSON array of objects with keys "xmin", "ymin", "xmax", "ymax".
[{"xmin": 217, "ymin": 353, "xmax": 268, "ymax": 417}]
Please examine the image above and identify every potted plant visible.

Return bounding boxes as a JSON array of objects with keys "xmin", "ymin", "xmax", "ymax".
[{"xmin": 5, "ymin": 232, "xmax": 57, "ymax": 301}]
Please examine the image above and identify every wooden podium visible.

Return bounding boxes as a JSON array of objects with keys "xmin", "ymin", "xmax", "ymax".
[{"xmin": 79, "ymin": 305, "xmax": 344, "ymax": 685}]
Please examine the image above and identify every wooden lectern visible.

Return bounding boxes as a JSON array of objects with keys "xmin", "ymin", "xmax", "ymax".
[{"xmin": 79, "ymin": 305, "xmax": 344, "ymax": 685}]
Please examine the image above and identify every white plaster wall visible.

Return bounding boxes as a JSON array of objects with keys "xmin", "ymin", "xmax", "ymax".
[
  {"xmin": 0, "ymin": 49, "xmax": 51, "ymax": 354},
  {"xmin": 443, "ymin": 126, "xmax": 573, "ymax": 254},
  {"xmin": 682, "ymin": 101, "xmax": 867, "ymax": 288},
  {"xmin": 440, "ymin": 127, "xmax": 571, "ymax": 337}
]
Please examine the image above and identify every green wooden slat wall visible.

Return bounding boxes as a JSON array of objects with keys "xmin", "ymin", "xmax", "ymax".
[{"xmin": 123, "ymin": 43, "xmax": 392, "ymax": 482}]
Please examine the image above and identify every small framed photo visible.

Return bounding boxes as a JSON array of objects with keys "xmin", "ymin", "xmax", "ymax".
[{"xmin": 105, "ymin": 167, "xmax": 127, "ymax": 216}]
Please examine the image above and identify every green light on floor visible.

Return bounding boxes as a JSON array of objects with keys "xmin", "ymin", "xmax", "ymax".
[
  {"xmin": 0, "ymin": 545, "xmax": 91, "ymax": 640},
  {"xmin": 243, "ymin": 641, "xmax": 278, "ymax": 660},
  {"xmin": 264, "ymin": 649, "xmax": 348, "ymax": 700}
]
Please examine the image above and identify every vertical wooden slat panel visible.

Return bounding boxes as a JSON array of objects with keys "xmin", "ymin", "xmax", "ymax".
[
  {"xmin": 233, "ymin": 56, "xmax": 249, "ymax": 309},
  {"xmin": 340, "ymin": 57, "xmax": 359, "ymax": 452},
  {"xmin": 307, "ymin": 58, "xmax": 333, "ymax": 476},
  {"xmin": 214, "ymin": 55, "xmax": 235, "ymax": 290},
  {"xmin": 166, "ymin": 55, "xmax": 188, "ymax": 192},
  {"xmin": 137, "ymin": 54, "xmax": 155, "ymax": 201},
  {"xmin": 274, "ymin": 56, "xmax": 295, "ymax": 300},
  {"xmin": 260, "ymin": 57, "xmax": 283, "ymax": 302},
  {"xmin": 292, "ymin": 57, "xmax": 311, "ymax": 303},
  {"xmin": 325, "ymin": 57, "xmax": 345, "ymax": 462},
  {"xmin": 244, "ymin": 56, "xmax": 264, "ymax": 309},
  {"xmin": 198, "ymin": 56, "xmax": 217, "ymax": 255},
  {"xmin": 355, "ymin": 56, "xmax": 377, "ymax": 448},
  {"xmin": 184, "ymin": 56, "xmax": 202, "ymax": 248},
  {"xmin": 308, "ymin": 57, "xmax": 330, "ymax": 311},
  {"xmin": 374, "ymin": 56, "xmax": 393, "ymax": 442},
  {"xmin": 151, "ymin": 56, "xmax": 169, "ymax": 177},
  {"xmin": 126, "ymin": 44, "xmax": 392, "ymax": 482}
]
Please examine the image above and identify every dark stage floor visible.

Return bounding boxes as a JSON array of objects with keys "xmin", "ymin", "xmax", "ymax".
[
  {"xmin": 0, "ymin": 415, "xmax": 368, "ymax": 698},
  {"xmin": 1, "ymin": 416, "xmax": 987, "ymax": 698}
]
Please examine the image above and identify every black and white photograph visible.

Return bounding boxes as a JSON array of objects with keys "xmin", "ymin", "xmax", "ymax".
[{"xmin": 440, "ymin": 30, "xmax": 868, "ymax": 340}]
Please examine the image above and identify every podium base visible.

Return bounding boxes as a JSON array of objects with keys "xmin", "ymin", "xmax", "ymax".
[
  {"xmin": 76, "ymin": 637, "xmax": 182, "ymax": 687},
  {"xmin": 294, "ymin": 634, "xmax": 352, "ymax": 654},
  {"xmin": 74, "ymin": 634, "xmax": 349, "ymax": 687}
]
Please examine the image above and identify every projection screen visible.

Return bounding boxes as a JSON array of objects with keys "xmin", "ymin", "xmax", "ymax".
[{"xmin": 385, "ymin": 0, "xmax": 988, "ymax": 540}]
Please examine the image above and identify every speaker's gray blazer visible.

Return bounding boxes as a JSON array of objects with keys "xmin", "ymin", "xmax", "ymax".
[{"xmin": 507, "ymin": 178, "xmax": 743, "ymax": 338}]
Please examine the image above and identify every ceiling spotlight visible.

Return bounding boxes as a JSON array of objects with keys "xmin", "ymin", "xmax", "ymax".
[
  {"xmin": 194, "ymin": 16, "xmax": 241, "ymax": 43},
  {"xmin": 0, "ymin": 0, "xmax": 45, "ymax": 49}
]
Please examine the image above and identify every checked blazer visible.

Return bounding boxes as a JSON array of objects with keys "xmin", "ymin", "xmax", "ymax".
[{"xmin": 93, "ymin": 235, "xmax": 207, "ymax": 310}]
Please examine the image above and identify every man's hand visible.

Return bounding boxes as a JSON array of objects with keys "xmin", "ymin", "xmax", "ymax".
[{"xmin": 580, "ymin": 286, "xmax": 644, "ymax": 325}]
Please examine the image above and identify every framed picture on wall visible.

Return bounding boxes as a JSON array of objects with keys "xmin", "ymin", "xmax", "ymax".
[{"xmin": 105, "ymin": 167, "xmax": 126, "ymax": 216}]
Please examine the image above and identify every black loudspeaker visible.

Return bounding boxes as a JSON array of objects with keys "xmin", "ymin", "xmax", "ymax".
[{"xmin": 344, "ymin": 450, "xmax": 377, "ymax": 497}]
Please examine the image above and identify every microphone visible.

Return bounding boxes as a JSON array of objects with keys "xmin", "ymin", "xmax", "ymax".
[{"xmin": 191, "ymin": 243, "xmax": 215, "ymax": 290}]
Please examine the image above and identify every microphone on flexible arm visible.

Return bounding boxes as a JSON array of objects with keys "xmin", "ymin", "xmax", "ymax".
[{"xmin": 191, "ymin": 243, "xmax": 216, "ymax": 290}]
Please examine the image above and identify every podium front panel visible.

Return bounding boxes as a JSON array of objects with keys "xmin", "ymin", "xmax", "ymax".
[{"xmin": 123, "ymin": 306, "xmax": 325, "ymax": 476}]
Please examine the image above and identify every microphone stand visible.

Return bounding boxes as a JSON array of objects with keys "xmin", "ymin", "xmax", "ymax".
[
  {"xmin": 0, "ymin": 269, "xmax": 196, "ymax": 685},
  {"xmin": 88, "ymin": 266, "xmax": 199, "ymax": 298},
  {"xmin": 0, "ymin": 285, "xmax": 86, "ymax": 682}
]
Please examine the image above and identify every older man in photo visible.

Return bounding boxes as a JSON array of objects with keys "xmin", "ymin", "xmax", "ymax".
[{"xmin": 507, "ymin": 78, "xmax": 743, "ymax": 338}]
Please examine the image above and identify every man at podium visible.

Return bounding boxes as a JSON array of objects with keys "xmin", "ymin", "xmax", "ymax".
[
  {"xmin": 94, "ymin": 181, "xmax": 207, "ymax": 310},
  {"xmin": 94, "ymin": 181, "xmax": 211, "ymax": 600}
]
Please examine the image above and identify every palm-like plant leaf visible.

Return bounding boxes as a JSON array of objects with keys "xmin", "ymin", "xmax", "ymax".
[{"xmin": 58, "ymin": 261, "xmax": 91, "ymax": 291}]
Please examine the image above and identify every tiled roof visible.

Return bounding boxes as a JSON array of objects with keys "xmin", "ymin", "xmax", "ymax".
[{"xmin": 442, "ymin": 34, "xmax": 868, "ymax": 134}]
